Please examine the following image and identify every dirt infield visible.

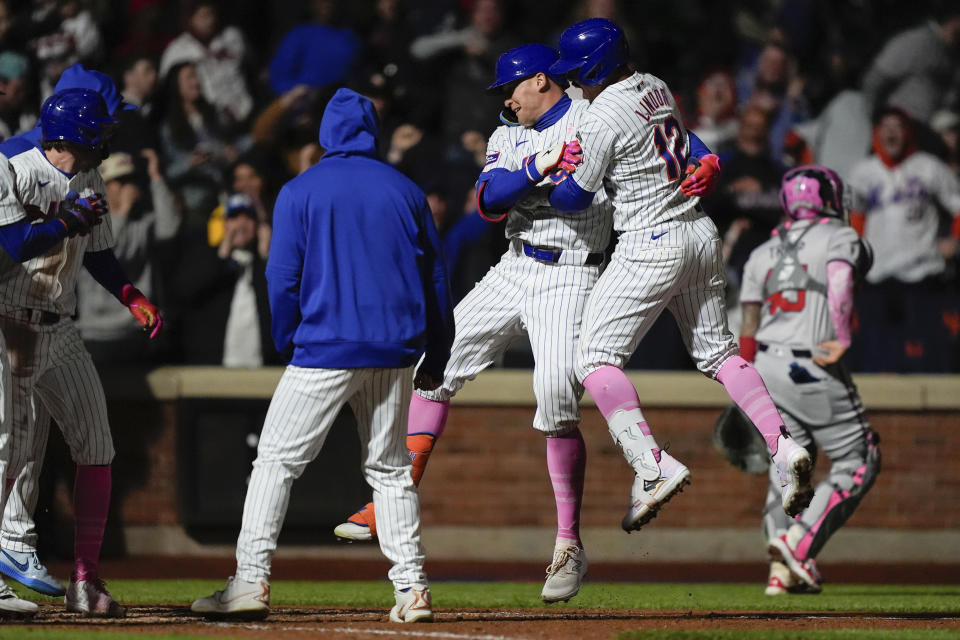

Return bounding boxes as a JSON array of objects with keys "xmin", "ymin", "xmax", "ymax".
[{"xmin": 12, "ymin": 605, "xmax": 960, "ymax": 639}]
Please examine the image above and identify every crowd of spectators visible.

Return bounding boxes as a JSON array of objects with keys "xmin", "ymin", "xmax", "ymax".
[{"xmin": 0, "ymin": 0, "xmax": 958, "ymax": 372}]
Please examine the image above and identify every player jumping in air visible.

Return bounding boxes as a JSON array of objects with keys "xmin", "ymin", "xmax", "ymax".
[{"xmin": 546, "ymin": 18, "xmax": 814, "ymax": 529}]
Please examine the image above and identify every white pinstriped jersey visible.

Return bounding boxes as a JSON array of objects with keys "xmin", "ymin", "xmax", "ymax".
[
  {"xmin": 0, "ymin": 147, "xmax": 113, "ymax": 315},
  {"xmin": 571, "ymin": 72, "xmax": 702, "ymax": 233},
  {"xmin": 482, "ymin": 99, "xmax": 612, "ymax": 252},
  {"xmin": 741, "ymin": 219, "xmax": 863, "ymax": 349},
  {"xmin": 849, "ymin": 151, "xmax": 960, "ymax": 283}
]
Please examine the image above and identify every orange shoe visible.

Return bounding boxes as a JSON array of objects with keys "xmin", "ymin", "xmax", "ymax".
[{"xmin": 333, "ymin": 502, "xmax": 377, "ymax": 543}]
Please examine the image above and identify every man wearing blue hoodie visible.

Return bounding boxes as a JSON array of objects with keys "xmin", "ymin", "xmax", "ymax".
[{"xmin": 191, "ymin": 88, "xmax": 454, "ymax": 623}]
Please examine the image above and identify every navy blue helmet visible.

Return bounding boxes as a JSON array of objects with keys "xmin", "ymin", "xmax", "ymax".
[
  {"xmin": 550, "ymin": 18, "xmax": 629, "ymax": 87},
  {"xmin": 40, "ymin": 88, "xmax": 118, "ymax": 149},
  {"xmin": 488, "ymin": 43, "xmax": 561, "ymax": 90}
]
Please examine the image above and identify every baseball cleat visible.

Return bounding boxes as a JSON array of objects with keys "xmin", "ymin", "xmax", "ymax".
[
  {"xmin": 765, "ymin": 560, "xmax": 794, "ymax": 595},
  {"xmin": 334, "ymin": 503, "xmax": 376, "ymax": 543},
  {"xmin": 390, "ymin": 586, "xmax": 433, "ymax": 623},
  {"xmin": 0, "ymin": 548, "xmax": 66, "ymax": 596},
  {"xmin": 190, "ymin": 576, "xmax": 270, "ymax": 620},
  {"xmin": 0, "ymin": 577, "xmax": 38, "ymax": 618},
  {"xmin": 65, "ymin": 575, "xmax": 127, "ymax": 618},
  {"xmin": 541, "ymin": 544, "xmax": 588, "ymax": 603},
  {"xmin": 621, "ymin": 451, "xmax": 691, "ymax": 532},
  {"xmin": 771, "ymin": 436, "xmax": 813, "ymax": 517},
  {"xmin": 768, "ymin": 534, "xmax": 820, "ymax": 591}
]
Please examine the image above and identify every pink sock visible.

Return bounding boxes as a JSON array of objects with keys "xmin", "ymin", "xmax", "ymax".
[
  {"xmin": 408, "ymin": 393, "xmax": 449, "ymax": 438},
  {"xmin": 716, "ymin": 356, "xmax": 786, "ymax": 455},
  {"xmin": 74, "ymin": 465, "xmax": 111, "ymax": 581},
  {"xmin": 583, "ymin": 366, "xmax": 660, "ymax": 463},
  {"xmin": 546, "ymin": 430, "xmax": 586, "ymax": 546}
]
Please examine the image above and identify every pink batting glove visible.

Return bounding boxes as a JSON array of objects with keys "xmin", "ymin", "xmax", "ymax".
[{"xmin": 681, "ymin": 153, "xmax": 721, "ymax": 197}]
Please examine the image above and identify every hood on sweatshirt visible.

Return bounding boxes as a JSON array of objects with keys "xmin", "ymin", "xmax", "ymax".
[{"xmin": 318, "ymin": 88, "xmax": 379, "ymax": 158}]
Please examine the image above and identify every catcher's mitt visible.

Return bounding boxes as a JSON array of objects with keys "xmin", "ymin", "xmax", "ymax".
[{"xmin": 712, "ymin": 404, "xmax": 770, "ymax": 475}]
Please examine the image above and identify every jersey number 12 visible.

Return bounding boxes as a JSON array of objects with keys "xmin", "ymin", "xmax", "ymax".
[{"xmin": 652, "ymin": 116, "xmax": 688, "ymax": 181}]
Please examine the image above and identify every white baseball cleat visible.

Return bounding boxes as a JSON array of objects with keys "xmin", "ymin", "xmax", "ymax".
[
  {"xmin": 765, "ymin": 560, "xmax": 795, "ymax": 596},
  {"xmin": 768, "ymin": 534, "xmax": 820, "ymax": 591},
  {"xmin": 65, "ymin": 575, "xmax": 127, "ymax": 618},
  {"xmin": 541, "ymin": 544, "xmax": 588, "ymax": 603},
  {"xmin": 390, "ymin": 586, "xmax": 433, "ymax": 623},
  {"xmin": 771, "ymin": 435, "xmax": 813, "ymax": 517},
  {"xmin": 191, "ymin": 576, "xmax": 270, "ymax": 620},
  {"xmin": 333, "ymin": 520, "xmax": 374, "ymax": 543},
  {"xmin": 0, "ymin": 576, "xmax": 38, "ymax": 618},
  {"xmin": 621, "ymin": 451, "xmax": 691, "ymax": 532},
  {"xmin": 0, "ymin": 548, "xmax": 66, "ymax": 596}
]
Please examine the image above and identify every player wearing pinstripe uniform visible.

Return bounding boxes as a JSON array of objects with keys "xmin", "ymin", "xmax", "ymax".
[
  {"xmin": 334, "ymin": 44, "xmax": 609, "ymax": 604},
  {"xmin": 0, "ymin": 155, "xmax": 50, "ymax": 617},
  {"xmin": 0, "ymin": 63, "xmax": 139, "ymax": 600},
  {"xmin": 739, "ymin": 166, "xmax": 879, "ymax": 595},
  {"xmin": 191, "ymin": 88, "xmax": 454, "ymax": 623},
  {"xmin": 548, "ymin": 19, "xmax": 814, "ymax": 531},
  {"xmin": 0, "ymin": 88, "xmax": 162, "ymax": 617}
]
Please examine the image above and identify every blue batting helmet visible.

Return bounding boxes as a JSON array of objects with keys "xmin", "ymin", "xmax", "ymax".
[
  {"xmin": 550, "ymin": 18, "xmax": 629, "ymax": 87},
  {"xmin": 40, "ymin": 88, "xmax": 118, "ymax": 148},
  {"xmin": 488, "ymin": 44, "xmax": 561, "ymax": 90}
]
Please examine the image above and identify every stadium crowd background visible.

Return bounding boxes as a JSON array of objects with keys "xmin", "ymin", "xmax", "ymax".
[{"xmin": 0, "ymin": 0, "xmax": 958, "ymax": 373}]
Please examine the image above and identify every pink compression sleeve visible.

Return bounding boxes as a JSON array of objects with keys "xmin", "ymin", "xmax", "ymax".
[{"xmin": 826, "ymin": 260, "xmax": 854, "ymax": 347}]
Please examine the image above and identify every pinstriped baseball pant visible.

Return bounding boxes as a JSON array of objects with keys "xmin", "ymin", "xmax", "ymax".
[
  {"xmin": 0, "ymin": 317, "xmax": 113, "ymax": 554},
  {"xmin": 420, "ymin": 250, "xmax": 599, "ymax": 436},
  {"xmin": 0, "ymin": 331, "xmax": 11, "ymax": 521},
  {"xmin": 576, "ymin": 216, "xmax": 738, "ymax": 380},
  {"xmin": 235, "ymin": 365, "xmax": 427, "ymax": 590}
]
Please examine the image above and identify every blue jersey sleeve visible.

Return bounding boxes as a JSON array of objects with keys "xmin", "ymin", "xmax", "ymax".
[
  {"xmin": 548, "ymin": 176, "xmax": 596, "ymax": 212},
  {"xmin": 475, "ymin": 167, "xmax": 537, "ymax": 221},
  {"xmin": 688, "ymin": 130, "xmax": 711, "ymax": 160},
  {"xmin": 83, "ymin": 249, "xmax": 129, "ymax": 298},
  {"xmin": 0, "ymin": 218, "xmax": 68, "ymax": 262}
]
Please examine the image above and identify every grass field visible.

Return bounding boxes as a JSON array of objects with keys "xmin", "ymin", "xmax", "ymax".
[{"xmin": 3, "ymin": 580, "xmax": 958, "ymax": 639}]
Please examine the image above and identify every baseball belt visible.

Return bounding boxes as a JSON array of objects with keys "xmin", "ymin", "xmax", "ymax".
[
  {"xmin": 758, "ymin": 342, "xmax": 812, "ymax": 358},
  {"xmin": 520, "ymin": 241, "xmax": 603, "ymax": 266}
]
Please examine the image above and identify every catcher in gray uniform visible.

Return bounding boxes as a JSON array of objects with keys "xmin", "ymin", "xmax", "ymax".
[{"xmin": 736, "ymin": 165, "xmax": 880, "ymax": 595}]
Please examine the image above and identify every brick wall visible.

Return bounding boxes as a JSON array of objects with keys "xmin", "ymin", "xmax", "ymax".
[
  {"xmin": 418, "ymin": 406, "xmax": 960, "ymax": 530},
  {"xmin": 100, "ymin": 394, "xmax": 960, "ymax": 532}
]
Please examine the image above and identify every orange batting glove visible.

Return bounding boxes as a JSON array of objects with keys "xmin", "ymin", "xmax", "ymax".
[
  {"xmin": 681, "ymin": 153, "xmax": 721, "ymax": 197},
  {"xmin": 120, "ymin": 284, "xmax": 163, "ymax": 339}
]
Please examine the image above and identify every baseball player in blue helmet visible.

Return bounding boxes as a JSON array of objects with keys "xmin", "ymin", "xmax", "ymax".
[
  {"xmin": 0, "ymin": 84, "xmax": 161, "ymax": 616},
  {"xmin": 545, "ymin": 16, "xmax": 815, "ymax": 538}
]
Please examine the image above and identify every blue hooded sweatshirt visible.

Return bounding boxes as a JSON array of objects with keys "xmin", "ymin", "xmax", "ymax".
[{"xmin": 266, "ymin": 88, "xmax": 454, "ymax": 374}]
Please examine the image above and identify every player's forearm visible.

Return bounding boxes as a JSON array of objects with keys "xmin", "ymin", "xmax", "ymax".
[
  {"xmin": 826, "ymin": 260, "xmax": 854, "ymax": 347},
  {"xmin": 738, "ymin": 302, "xmax": 761, "ymax": 362},
  {"xmin": 0, "ymin": 218, "xmax": 69, "ymax": 262},
  {"xmin": 688, "ymin": 131, "xmax": 711, "ymax": 159},
  {"xmin": 83, "ymin": 249, "xmax": 130, "ymax": 298},
  {"xmin": 475, "ymin": 168, "xmax": 537, "ymax": 220},
  {"xmin": 548, "ymin": 177, "xmax": 595, "ymax": 212}
]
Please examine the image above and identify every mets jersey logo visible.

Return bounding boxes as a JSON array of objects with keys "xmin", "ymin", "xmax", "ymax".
[{"xmin": 484, "ymin": 152, "xmax": 500, "ymax": 167}]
